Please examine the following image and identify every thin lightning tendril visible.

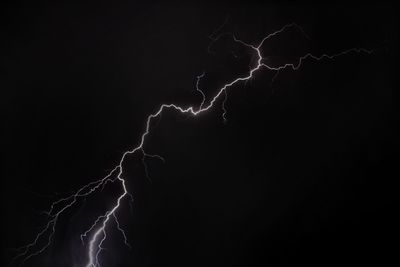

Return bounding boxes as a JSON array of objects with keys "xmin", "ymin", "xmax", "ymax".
[
  {"xmin": 13, "ymin": 23, "xmax": 372, "ymax": 267},
  {"xmin": 222, "ymin": 90, "xmax": 228, "ymax": 124}
]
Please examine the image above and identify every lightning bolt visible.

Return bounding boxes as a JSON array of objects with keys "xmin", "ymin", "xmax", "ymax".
[{"xmin": 12, "ymin": 23, "xmax": 372, "ymax": 267}]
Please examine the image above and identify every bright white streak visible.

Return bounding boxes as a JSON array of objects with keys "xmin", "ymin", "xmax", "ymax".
[{"xmin": 13, "ymin": 23, "xmax": 371, "ymax": 267}]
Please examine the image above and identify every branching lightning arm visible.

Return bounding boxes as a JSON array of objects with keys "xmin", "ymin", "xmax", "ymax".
[{"xmin": 12, "ymin": 23, "xmax": 371, "ymax": 267}]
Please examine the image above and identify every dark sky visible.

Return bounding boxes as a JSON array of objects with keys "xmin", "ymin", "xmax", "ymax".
[{"xmin": 2, "ymin": 1, "xmax": 398, "ymax": 267}]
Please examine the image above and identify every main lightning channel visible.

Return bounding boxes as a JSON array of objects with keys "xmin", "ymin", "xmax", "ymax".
[{"xmin": 12, "ymin": 23, "xmax": 371, "ymax": 267}]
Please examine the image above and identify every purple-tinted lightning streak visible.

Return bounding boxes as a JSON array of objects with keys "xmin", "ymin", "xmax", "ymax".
[{"xmin": 13, "ymin": 23, "xmax": 371, "ymax": 267}]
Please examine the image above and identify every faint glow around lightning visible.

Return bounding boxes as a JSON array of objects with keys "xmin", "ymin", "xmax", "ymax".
[{"xmin": 13, "ymin": 23, "xmax": 371, "ymax": 267}]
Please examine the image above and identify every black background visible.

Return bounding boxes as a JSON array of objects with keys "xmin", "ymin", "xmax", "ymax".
[{"xmin": 2, "ymin": 1, "xmax": 398, "ymax": 266}]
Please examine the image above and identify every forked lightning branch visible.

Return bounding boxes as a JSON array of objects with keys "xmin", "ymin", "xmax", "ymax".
[{"xmin": 12, "ymin": 23, "xmax": 371, "ymax": 267}]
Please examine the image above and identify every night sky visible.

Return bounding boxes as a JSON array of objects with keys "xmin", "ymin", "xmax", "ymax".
[{"xmin": 2, "ymin": 1, "xmax": 398, "ymax": 267}]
